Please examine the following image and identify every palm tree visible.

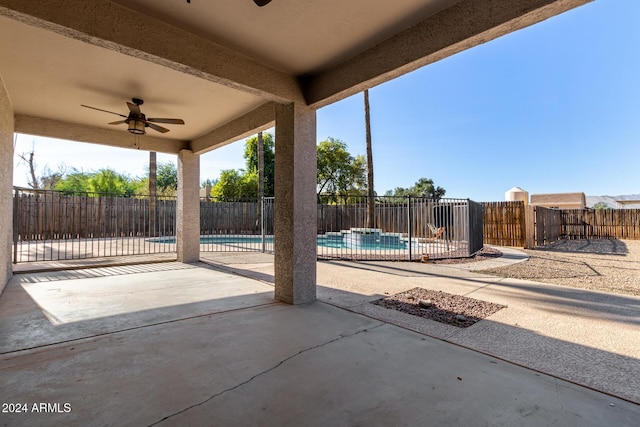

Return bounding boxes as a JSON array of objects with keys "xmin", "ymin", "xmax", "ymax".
[
  {"xmin": 257, "ymin": 132, "xmax": 264, "ymax": 199},
  {"xmin": 364, "ymin": 89, "xmax": 375, "ymax": 228},
  {"xmin": 149, "ymin": 151, "xmax": 157, "ymax": 236},
  {"xmin": 256, "ymin": 132, "xmax": 264, "ymax": 231}
]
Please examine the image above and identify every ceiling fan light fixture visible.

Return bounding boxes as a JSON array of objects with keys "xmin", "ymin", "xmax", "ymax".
[
  {"xmin": 82, "ymin": 99, "xmax": 182, "ymax": 134},
  {"xmin": 128, "ymin": 120, "xmax": 146, "ymax": 135}
]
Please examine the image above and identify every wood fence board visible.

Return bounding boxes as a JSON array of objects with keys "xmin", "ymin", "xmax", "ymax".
[
  {"xmin": 481, "ymin": 201, "xmax": 525, "ymax": 247},
  {"xmin": 15, "ymin": 191, "xmax": 640, "ymax": 246}
]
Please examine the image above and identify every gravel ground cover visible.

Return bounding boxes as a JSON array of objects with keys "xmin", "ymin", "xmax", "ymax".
[
  {"xmin": 371, "ymin": 287, "xmax": 506, "ymax": 328},
  {"xmin": 480, "ymin": 239, "xmax": 640, "ymax": 297}
]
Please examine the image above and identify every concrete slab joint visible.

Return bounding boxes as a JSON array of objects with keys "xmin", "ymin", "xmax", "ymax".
[
  {"xmin": 274, "ymin": 102, "xmax": 317, "ymax": 304},
  {"xmin": 177, "ymin": 149, "xmax": 200, "ymax": 263}
]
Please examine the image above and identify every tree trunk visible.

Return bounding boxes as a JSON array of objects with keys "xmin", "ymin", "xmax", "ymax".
[
  {"xmin": 149, "ymin": 151, "xmax": 157, "ymax": 236},
  {"xmin": 258, "ymin": 132, "xmax": 264, "ymax": 199},
  {"xmin": 18, "ymin": 150, "xmax": 39, "ymax": 189},
  {"xmin": 257, "ymin": 132, "xmax": 264, "ymax": 230},
  {"xmin": 364, "ymin": 89, "xmax": 375, "ymax": 229}
]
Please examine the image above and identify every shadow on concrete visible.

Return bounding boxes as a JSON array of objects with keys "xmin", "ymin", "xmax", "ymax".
[
  {"xmin": 0, "ymin": 263, "xmax": 276, "ymax": 354},
  {"xmin": 484, "ymin": 279, "xmax": 640, "ymax": 325},
  {"xmin": 204, "ymin": 256, "xmax": 640, "ymax": 403},
  {"xmin": 0, "ymin": 259, "xmax": 639, "ymax": 427}
]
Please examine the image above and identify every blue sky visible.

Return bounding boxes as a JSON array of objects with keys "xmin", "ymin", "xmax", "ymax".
[{"xmin": 13, "ymin": 0, "xmax": 640, "ymax": 201}]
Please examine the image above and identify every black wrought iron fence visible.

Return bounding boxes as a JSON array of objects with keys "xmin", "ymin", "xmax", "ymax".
[
  {"xmin": 13, "ymin": 188, "xmax": 482, "ymax": 263},
  {"xmin": 12, "ymin": 187, "xmax": 176, "ymax": 263},
  {"xmin": 200, "ymin": 197, "xmax": 274, "ymax": 253},
  {"xmin": 316, "ymin": 195, "xmax": 483, "ymax": 260}
]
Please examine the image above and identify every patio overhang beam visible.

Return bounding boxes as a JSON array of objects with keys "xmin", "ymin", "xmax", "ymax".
[
  {"xmin": 301, "ymin": 0, "xmax": 592, "ymax": 108},
  {"xmin": 0, "ymin": 0, "xmax": 303, "ymax": 104},
  {"xmin": 15, "ymin": 115, "xmax": 188, "ymax": 154},
  {"xmin": 190, "ymin": 102, "xmax": 276, "ymax": 155}
]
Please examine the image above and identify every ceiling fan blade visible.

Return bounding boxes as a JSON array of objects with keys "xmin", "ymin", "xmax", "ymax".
[
  {"xmin": 127, "ymin": 102, "xmax": 141, "ymax": 115},
  {"xmin": 147, "ymin": 118, "xmax": 185, "ymax": 125},
  {"xmin": 108, "ymin": 120, "xmax": 128, "ymax": 125},
  {"xmin": 144, "ymin": 121, "xmax": 170, "ymax": 133},
  {"xmin": 81, "ymin": 105, "xmax": 127, "ymax": 118}
]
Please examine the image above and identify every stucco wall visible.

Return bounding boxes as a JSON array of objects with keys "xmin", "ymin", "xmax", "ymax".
[{"xmin": 0, "ymin": 72, "xmax": 14, "ymax": 295}]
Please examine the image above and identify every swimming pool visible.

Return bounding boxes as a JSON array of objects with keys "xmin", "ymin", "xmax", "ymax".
[
  {"xmin": 150, "ymin": 236, "xmax": 273, "ymax": 244},
  {"xmin": 149, "ymin": 234, "xmax": 410, "ymax": 250}
]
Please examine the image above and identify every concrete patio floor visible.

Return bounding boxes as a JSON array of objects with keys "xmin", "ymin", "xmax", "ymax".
[{"xmin": 1, "ymin": 253, "xmax": 639, "ymax": 426}]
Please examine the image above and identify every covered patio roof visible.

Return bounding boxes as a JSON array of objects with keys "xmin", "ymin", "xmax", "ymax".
[
  {"xmin": 0, "ymin": 0, "xmax": 593, "ymax": 303},
  {"xmin": 0, "ymin": 0, "xmax": 589, "ymax": 154}
]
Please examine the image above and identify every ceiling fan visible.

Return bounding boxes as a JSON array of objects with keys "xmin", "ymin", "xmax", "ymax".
[{"xmin": 81, "ymin": 98, "xmax": 185, "ymax": 135}]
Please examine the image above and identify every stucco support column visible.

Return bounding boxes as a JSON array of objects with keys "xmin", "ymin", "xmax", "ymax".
[
  {"xmin": 274, "ymin": 103, "xmax": 317, "ymax": 304},
  {"xmin": 0, "ymin": 71, "xmax": 14, "ymax": 295},
  {"xmin": 177, "ymin": 149, "xmax": 200, "ymax": 263}
]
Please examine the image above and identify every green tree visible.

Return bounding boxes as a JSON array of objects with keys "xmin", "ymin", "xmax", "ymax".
[
  {"xmin": 87, "ymin": 169, "xmax": 138, "ymax": 196},
  {"xmin": 210, "ymin": 169, "xmax": 258, "ymax": 200},
  {"xmin": 156, "ymin": 162, "xmax": 178, "ymax": 195},
  {"xmin": 317, "ymin": 138, "xmax": 366, "ymax": 197},
  {"xmin": 54, "ymin": 169, "xmax": 91, "ymax": 195},
  {"xmin": 144, "ymin": 160, "xmax": 177, "ymax": 196},
  {"xmin": 55, "ymin": 168, "xmax": 141, "ymax": 196},
  {"xmin": 593, "ymin": 202, "xmax": 611, "ymax": 210},
  {"xmin": 243, "ymin": 132, "xmax": 275, "ymax": 197},
  {"xmin": 209, "ymin": 134, "xmax": 366, "ymax": 201},
  {"xmin": 385, "ymin": 178, "xmax": 446, "ymax": 200}
]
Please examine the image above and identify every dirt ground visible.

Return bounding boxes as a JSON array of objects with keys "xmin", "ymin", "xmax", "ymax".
[{"xmin": 480, "ymin": 239, "xmax": 640, "ymax": 297}]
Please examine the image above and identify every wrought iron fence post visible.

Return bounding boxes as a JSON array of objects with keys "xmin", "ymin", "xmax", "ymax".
[
  {"xmin": 13, "ymin": 188, "xmax": 19, "ymax": 264},
  {"xmin": 407, "ymin": 195, "xmax": 412, "ymax": 261},
  {"xmin": 261, "ymin": 196, "xmax": 266, "ymax": 253}
]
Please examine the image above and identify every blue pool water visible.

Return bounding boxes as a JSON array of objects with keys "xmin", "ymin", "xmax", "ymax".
[
  {"xmin": 150, "ymin": 232, "xmax": 410, "ymax": 250},
  {"xmin": 317, "ymin": 235, "xmax": 408, "ymax": 250},
  {"xmin": 150, "ymin": 236, "xmax": 273, "ymax": 244}
]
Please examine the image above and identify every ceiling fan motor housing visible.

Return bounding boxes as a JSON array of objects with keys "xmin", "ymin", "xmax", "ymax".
[{"xmin": 81, "ymin": 98, "xmax": 183, "ymax": 135}]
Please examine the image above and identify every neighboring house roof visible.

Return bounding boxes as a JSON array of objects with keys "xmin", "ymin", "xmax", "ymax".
[
  {"xmin": 617, "ymin": 200, "xmax": 640, "ymax": 208},
  {"xmin": 530, "ymin": 192, "xmax": 586, "ymax": 208}
]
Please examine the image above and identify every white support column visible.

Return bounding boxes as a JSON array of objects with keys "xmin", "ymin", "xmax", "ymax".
[
  {"xmin": 177, "ymin": 149, "xmax": 200, "ymax": 263},
  {"xmin": 274, "ymin": 103, "xmax": 317, "ymax": 304},
  {"xmin": 0, "ymin": 72, "xmax": 14, "ymax": 295}
]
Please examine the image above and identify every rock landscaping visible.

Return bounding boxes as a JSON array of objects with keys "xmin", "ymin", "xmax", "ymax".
[{"xmin": 371, "ymin": 287, "xmax": 506, "ymax": 328}]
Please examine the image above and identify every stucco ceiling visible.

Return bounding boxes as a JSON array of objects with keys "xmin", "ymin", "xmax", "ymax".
[
  {"xmin": 0, "ymin": 15, "xmax": 265, "ymax": 142},
  {"xmin": 0, "ymin": 0, "xmax": 590, "ymax": 153},
  {"xmin": 108, "ymin": 0, "xmax": 456, "ymax": 75}
]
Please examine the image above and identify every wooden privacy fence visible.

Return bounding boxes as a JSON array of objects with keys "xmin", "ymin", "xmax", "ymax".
[
  {"xmin": 200, "ymin": 199, "xmax": 274, "ymax": 235},
  {"xmin": 14, "ymin": 189, "xmax": 176, "ymax": 240},
  {"xmin": 480, "ymin": 202, "xmax": 640, "ymax": 247},
  {"xmin": 17, "ymin": 188, "xmax": 639, "ymax": 253},
  {"xmin": 535, "ymin": 206, "xmax": 562, "ymax": 246},
  {"xmin": 14, "ymin": 191, "xmax": 276, "ymax": 241},
  {"xmin": 561, "ymin": 209, "xmax": 640, "ymax": 240},
  {"xmin": 482, "ymin": 201, "xmax": 526, "ymax": 247}
]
